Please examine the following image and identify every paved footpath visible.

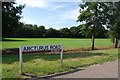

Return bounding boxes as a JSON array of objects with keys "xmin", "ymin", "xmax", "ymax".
[{"xmin": 55, "ymin": 59, "xmax": 118, "ymax": 78}]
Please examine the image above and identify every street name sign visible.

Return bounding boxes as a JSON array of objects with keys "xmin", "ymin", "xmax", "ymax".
[{"xmin": 19, "ymin": 44, "xmax": 63, "ymax": 74}]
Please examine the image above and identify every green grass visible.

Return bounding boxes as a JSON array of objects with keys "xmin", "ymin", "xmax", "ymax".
[
  {"xmin": 2, "ymin": 48, "xmax": 119, "ymax": 78},
  {"xmin": 2, "ymin": 38, "xmax": 113, "ymax": 49}
]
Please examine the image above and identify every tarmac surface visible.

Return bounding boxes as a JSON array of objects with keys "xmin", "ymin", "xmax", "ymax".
[{"xmin": 55, "ymin": 59, "xmax": 118, "ymax": 78}]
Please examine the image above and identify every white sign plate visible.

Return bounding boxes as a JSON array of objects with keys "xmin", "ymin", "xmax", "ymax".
[{"xmin": 20, "ymin": 45, "xmax": 62, "ymax": 54}]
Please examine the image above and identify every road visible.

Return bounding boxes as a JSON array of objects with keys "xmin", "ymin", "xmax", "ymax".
[{"xmin": 55, "ymin": 59, "xmax": 118, "ymax": 78}]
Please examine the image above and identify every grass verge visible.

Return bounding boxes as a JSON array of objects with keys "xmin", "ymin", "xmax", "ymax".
[{"xmin": 2, "ymin": 48, "xmax": 119, "ymax": 78}]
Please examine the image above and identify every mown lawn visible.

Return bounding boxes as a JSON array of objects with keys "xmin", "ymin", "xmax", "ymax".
[
  {"xmin": 2, "ymin": 48, "xmax": 119, "ymax": 78},
  {"xmin": 2, "ymin": 38, "xmax": 113, "ymax": 49}
]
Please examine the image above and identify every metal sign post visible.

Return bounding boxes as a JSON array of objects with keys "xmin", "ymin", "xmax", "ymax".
[
  {"xmin": 19, "ymin": 47, "xmax": 22, "ymax": 74},
  {"xmin": 60, "ymin": 47, "xmax": 63, "ymax": 67}
]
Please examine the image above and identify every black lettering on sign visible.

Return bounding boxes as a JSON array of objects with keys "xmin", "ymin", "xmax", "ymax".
[
  {"xmin": 58, "ymin": 45, "xmax": 61, "ymax": 49},
  {"xmin": 39, "ymin": 46, "xmax": 44, "ymax": 50},
  {"xmin": 50, "ymin": 45, "xmax": 61, "ymax": 50},
  {"xmin": 31, "ymin": 46, "xmax": 35, "ymax": 51},
  {"xmin": 45, "ymin": 46, "xmax": 49, "ymax": 50},
  {"xmin": 23, "ymin": 47, "xmax": 27, "ymax": 52},
  {"xmin": 27, "ymin": 46, "xmax": 31, "ymax": 51},
  {"xmin": 34, "ymin": 46, "xmax": 38, "ymax": 51},
  {"xmin": 54, "ymin": 45, "xmax": 57, "ymax": 49},
  {"xmin": 50, "ymin": 45, "xmax": 53, "ymax": 49}
]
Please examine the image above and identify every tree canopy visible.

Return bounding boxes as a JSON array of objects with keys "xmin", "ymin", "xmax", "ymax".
[
  {"xmin": 77, "ymin": 2, "xmax": 108, "ymax": 49},
  {"xmin": 105, "ymin": 2, "xmax": 120, "ymax": 48},
  {"xmin": 2, "ymin": 2, "xmax": 25, "ymax": 38}
]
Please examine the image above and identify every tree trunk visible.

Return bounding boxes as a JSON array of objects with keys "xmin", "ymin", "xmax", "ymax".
[
  {"xmin": 91, "ymin": 5, "xmax": 97, "ymax": 50},
  {"xmin": 91, "ymin": 32, "xmax": 95, "ymax": 50},
  {"xmin": 114, "ymin": 37, "xmax": 118, "ymax": 48}
]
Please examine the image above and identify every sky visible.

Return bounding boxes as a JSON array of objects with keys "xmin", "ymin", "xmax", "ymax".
[{"xmin": 16, "ymin": 0, "xmax": 82, "ymax": 29}]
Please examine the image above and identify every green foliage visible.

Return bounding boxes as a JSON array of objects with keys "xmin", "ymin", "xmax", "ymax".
[
  {"xmin": 16, "ymin": 24, "xmax": 38, "ymax": 38},
  {"xmin": 38, "ymin": 26, "xmax": 46, "ymax": 38},
  {"xmin": 45, "ymin": 28, "xmax": 60, "ymax": 38},
  {"xmin": 59, "ymin": 28, "xmax": 71, "ymax": 38},
  {"xmin": 14, "ymin": 24, "xmax": 108, "ymax": 38},
  {"xmin": 106, "ymin": 2, "xmax": 120, "ymax": 40},
  {"xmin": 104, "ymin": 2, "xmax": 120, "ymax": 47},
  {"xmin": 2, "ymin": 2, "xmax": 25, "ymax": 38},
  {"xmin": 78, "ymin": 24, "xmax": 92, "ymax": 38},
  {"xmin": 77, "ymin": 2, "xmax": 108, "ymax": 49},
  {"xmin": 77, "ymin": 2, "xmax": 107, "ymax": 36},
  {"xmin": 70, "ymin": 26, "xmax": 82, "ymax": 38}
]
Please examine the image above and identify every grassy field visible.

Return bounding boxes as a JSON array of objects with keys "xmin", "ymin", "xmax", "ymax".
[
  {"xmin": 2, "ymin": 48, "xmax": 119, "ymax": 78},
  {"xmin": 2, "ymin": 38, "xmax": 113, "ymax": 49},
  {"xmin": 2, "ymin": 38, "xmax": 118, "ymax": 78}
]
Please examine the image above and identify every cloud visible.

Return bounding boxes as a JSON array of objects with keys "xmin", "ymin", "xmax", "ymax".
[
  {"xmin": 16, "ymin": 0, "xmax": 82, "ymax": 8},
  {"xmin": 20, "ymin": 17, "xmax": 37, "ymax": 24},
  {"xmin": 16, "ymin": 0, "xmax": 82, "ymax": 3},
  {"xmin": 16, "ymin": 0, "xmax": 48, "ymax": 8},
  {"xmin": 16, "ymin": 0, "xmax": 65, "ymax": 11},
  {"xmin": 51, "ymin": 6, "xmax": 63, "ymax": 11},
  {"xmin": 59, "ymin": 8, "xmax": 80, "ymax": 21}
]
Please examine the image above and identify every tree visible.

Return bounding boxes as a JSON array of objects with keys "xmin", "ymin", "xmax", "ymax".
[
  {"xmin": 16, "ymin": 27, "xmax": 35, "ymax": 38},
  {"xmin": 70, "ymin": 26, "xmax": 81, "ymax": 38},
  {"xmin": 77, "ymin": 2, "xmax": 107, "ymax": 50},
  {"xmin": 2, "ymin": 2, "xmax": 25, "ymax": 38},
  {"xmin": 45, "ymin": 28, "xmax": 60, "ymax": 38},
  {"xmin": 77, "ymin": 24, "xmax": 92, "ymax": 38},
  {"xmin": 95, "ymin": 27, "xmax": 108, "ymax": 38},
  {"xmin": 105, "ymin": 2, "xmax": 120, "ymax": 48},
  {"xmin": 16, "ymin": 24, "xmax": 39, "ymax": 38},
  {"xmin": 59, "ymin": 28, "xmax": 71, "ymax": 38},
  {"xmin": 38, "ymin": 26, "xmax": 46, "ymax": 38}
]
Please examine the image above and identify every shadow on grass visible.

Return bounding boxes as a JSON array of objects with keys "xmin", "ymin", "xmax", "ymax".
[
  {"xmin": 2, "ymin": 38, "xmax": 27, "ymax": 42},
  {"xmin": 23, "ymin": 68, "xmax": 85, "ymax": 79},
  {"xmin": 2, "ymin": 51, "xmax": 108, "ymax": 64}
]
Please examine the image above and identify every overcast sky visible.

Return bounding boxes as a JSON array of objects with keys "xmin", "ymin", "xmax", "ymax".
[{"xmin": 16, "ymin": 0, "xmax": 82, "ymax": 29}]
